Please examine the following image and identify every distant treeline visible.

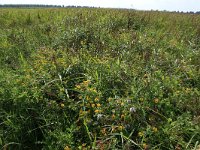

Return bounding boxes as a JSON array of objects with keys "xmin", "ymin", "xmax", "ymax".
[
  {"xmin": 0, "ymin": 4, "xmax": 95, "ymax": 8},
  {"xmin": 171, "ymin": 11, "xmax": 200, "ymax": 14},
  {"xmin": 0, "ymin": 4, "xmax": 200, "ymax": 14}
]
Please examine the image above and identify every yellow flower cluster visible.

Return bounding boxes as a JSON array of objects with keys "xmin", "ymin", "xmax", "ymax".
[
  {"xmin": 138, "ymin": 131, "xmax": 144, "ymax": 137},
  {"xmin": 152, "ymin": 127, "xmax": 158, "ymax": 132},
  {"xmin": 75, "ymin": 80, "xmax": 91, "ymax": 90}
]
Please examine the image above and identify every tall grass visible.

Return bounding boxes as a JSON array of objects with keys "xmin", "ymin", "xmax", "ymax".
[{"xmin": 0, "ymin": 8, "xmax": 200, "ymax": 149}]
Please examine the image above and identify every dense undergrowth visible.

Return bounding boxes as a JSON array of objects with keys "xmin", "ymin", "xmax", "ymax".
[{"xmin": 0, "ymin": 8, "xmax": 200, "ymax": 149}]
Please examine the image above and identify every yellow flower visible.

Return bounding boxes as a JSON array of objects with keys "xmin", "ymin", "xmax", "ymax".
[
  {"xmin": 75, "ymin": 85, "xmax": 81, "ymax": 89},
  {"xmin": 86, "ymin": 96, "xmax": 90, "ymax": 101},
  {"xmin": 94, "ymin": 97, "xmax": 99, "ymax": 102},
  {"xmin": 118, "ymin": 125, "xmax": 124, "ymax": 131},
  {"xmin": 152, "ymin": 127, "xmax": 158, "ymax": 132},
  {"xmin": 60, "ymin": 103, "xmax": 65, "ymax": 108},
  {"xmin": 96, "ymin": 103, "xmax": 101, "ymax": 107},
  {"xmin": 121, "ymin": 102, "xmax": 124, "ymax": 106},
  {"xmin": 112, "ymin": 114, "xmax": 115, "ymax": 119},
  {"xmin": 90, "ymin": 88, "xmax": 97, "ymax": 93},
  {"xmin": 83, "ymin": 80, "xmax": 90, "ymax": 86},
  {"xmin": 139, "ymin": 98, "xmax": 144, "ymax": 102},
  {"xmin": 91, "ymin": 104, "xmax": 95, "ymax": 108},
  {"xmin": 81, "ymin": 40, "xmax": 85, "ymax": 45},
  {"xmin": 138, "ymin": 131, "xmax": 144, "ymax": 137},
  {"xmin": 154, "ymin": 98, "xmax": 159, "ymax": 104},
  {"xmin": 64, "ymin": 145, "xmax": 71, "ymax": 150},
  {"xmin": 94, "ymin": 109, "xmax": 100, "ymax": 113},
  {"xmin": 121, "ymin": 114, "xmax": 125, "ymax": 119},
  {"xmin": 142, "ymin": 143, "xmax": 148, "ymax": 149},
  {"xmin": 185, "ymin": 88, "xmax": 190, "ymax": 93}
]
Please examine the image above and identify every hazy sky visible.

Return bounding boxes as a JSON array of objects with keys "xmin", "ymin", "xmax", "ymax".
[{"xmin": 0, "ymin": 0, "xmax": 200, "ymax": 12}]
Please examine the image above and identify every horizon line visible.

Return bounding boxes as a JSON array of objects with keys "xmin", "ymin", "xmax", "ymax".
[{"xmin": 0, "ymin": 4, "xmax": 199, "ymax": 13}]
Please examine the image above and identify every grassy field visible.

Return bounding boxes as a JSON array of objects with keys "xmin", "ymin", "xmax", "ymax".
[{"xmin": 0, "ymin": 8, "xmax": 200, "ymax": 150}]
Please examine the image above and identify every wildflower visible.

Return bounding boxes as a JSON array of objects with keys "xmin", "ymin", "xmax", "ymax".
[
  {"xmin": 83, "ymin": 80, "xmax": 90, "ymax": 86},
  {"xmin": 121, "ymin": 114, "xmax": 125, "ymax": 119},
  {"xmin": 86, "ymin": 96, "xmax": 90, "ymax": 101},
  {"xmin": 175, "ymin": 91, "xmax": 180, "ymax": 96},
  {"xmin": 96, "ymin": 103, "xmax": 101, "ymax": 107},
  {"xmin": 118, "ymin": 125, "xmax": 124, "ymax": 131},
  {"xmin": 142, "ymin": 143, "xmax": 148, "ymax": 149},
  {"xmin": 64, "ymin": 146, "xmax": 71, "ymax": 150},
  {"xmin": 112, "ymin": 109, "xmax": 115, "ymax": 113},
  {"xmin": 94, "ymin": 97, "xmax": 99, "ymax": 102},
  {"xmin": 121, "ymin": 102, "xmax": 124, "ymax": 106},
  {"xmin": 139, "ymin": 98, "xmax": 144, "ymax": 102},
  {"xmin": 152, "ymin": 127, "xmax": 158, "ymax": 132},
  {"xmin": 185, "ymin": 88, "xmax": 190, "ymax": 93},
  {"xmin": 94, "ymin": 109, "xmax": 101, "ymax": 113},
  {"xmin": 101, "ymin": 128, "xmax": 106, "ymax": 135},
  {"xmin": 154, "ymin": 98, "xmax": 159, "ymax": 104},
  {"xmin": 112, "ymin": 114, "xmax": 115, "ymax": 119},
  {"xmin": 97, "ymin": 114, "xmax": 103, "ymax": 121},
  {"xmin": 138, "ymin": 131, "xmax": 144, "ymax": 137},
  {"xmin": 75, "ymin": 85, "xmax": 81, "ymax": 89},
  {"xmin": 130, "ymin": 107, "xmax": 136, "ymax": 114},
  {"xmin": 89, "ymin": 88, "xmax": 97, "ymax": 93},
  {"xmin": 92, "ymin": 89, "xmax": 97, "ymax": 93},
  {"xmin": 60, "ymin": 103, "xmax": 65, "ymax": 108},
  {"xmin": 81, "ymin": 40, "xmax": 85, "ymax": 45},
  {"xmin": 91, "ymin": 104, "xmax": 95, "ymax": 108}
]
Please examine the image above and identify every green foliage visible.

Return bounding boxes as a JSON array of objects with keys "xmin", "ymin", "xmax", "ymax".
[{"xmin": 0, "ymin": 8, "xmax": 200, "ymax": 150}]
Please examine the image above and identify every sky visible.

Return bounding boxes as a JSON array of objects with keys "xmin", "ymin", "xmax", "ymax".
[{"xmin": 0, "ymin": 0, "xmax": 200, "ymax": 12}]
